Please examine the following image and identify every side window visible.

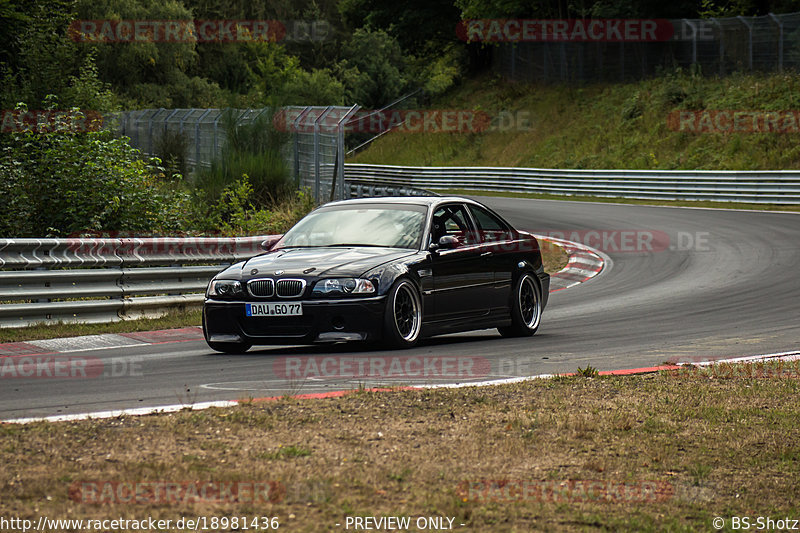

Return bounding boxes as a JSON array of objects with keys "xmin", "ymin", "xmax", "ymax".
[
  {"xmin": 469, "ymin": 205, "xmax": 511, "ymax": 242},
  {"xmin": 430, "ymin": 204, "xmax": 478, "ymax": 246}
]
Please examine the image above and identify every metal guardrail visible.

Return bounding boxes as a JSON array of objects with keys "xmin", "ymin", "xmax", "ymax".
[
  {"xmin": 0, "ymin": 237, "xmax": 273, "ymax": 328},
  {"xmin": 344, "ymin": 164, "xmax": 800, "ymax": 204},
  {"xmin": 347, "ymin": 181, "xmax": 438, "ymax": 199},
  {"xmin": 4, "ymin": 161, "xmax": 794, "ymax": 328}
]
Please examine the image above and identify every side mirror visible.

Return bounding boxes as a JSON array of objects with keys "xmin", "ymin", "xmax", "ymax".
[
  {"xmin": 260, "ymin": 235, "xmax": 281, "ymax": 251},
  {"xmin": 429, "ymin": 235, "xmax": 459, "ymax": 253}
]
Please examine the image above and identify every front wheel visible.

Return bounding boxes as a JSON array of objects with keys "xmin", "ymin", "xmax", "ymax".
[
  {"xmin": 499, "ymin": 273, "xmax": 542, "ymax": 337},
  {"xmin": 382, "ymin": 279, "xmax": 423, "ymax": 349}
]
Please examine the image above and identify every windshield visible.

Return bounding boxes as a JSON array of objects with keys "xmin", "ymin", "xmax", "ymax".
[{"xmin": 279, "ymin": 203, "xmax": 427, "ymax": 249}]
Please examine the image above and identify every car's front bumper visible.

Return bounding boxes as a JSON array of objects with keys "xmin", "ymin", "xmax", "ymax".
[{"xmin": 203, "ymin": 295, "xmax": 387, "ymax": 345}]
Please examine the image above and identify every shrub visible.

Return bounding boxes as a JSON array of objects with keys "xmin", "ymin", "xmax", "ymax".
[{"xmin": 0, "ymin": 105, "xmax": 189, "ymax": 237}]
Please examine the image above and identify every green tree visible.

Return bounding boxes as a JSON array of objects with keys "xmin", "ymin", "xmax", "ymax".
[
  {"xmin": 338, "ymin": 0, "xmax": 460, "ymax": 52},
  {"xmin": 338, "ymin": 28, "xmax": 407, "ymax": 108}
]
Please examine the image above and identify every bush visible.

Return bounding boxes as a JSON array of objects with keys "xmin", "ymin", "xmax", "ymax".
[
  {"xmin": 0, "ymin": 105, "xmax": 189, "ymax": 237},
  {"xmin": 155, "ymin": 129, "xmax": 189, "ymax": 180},
  {"xmin": 186, "ymin": 177, "xmax": 315, "ymax": 236}
]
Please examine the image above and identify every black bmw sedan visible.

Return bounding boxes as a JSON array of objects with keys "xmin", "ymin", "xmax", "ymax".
[{"xmin": 203, "ymin": 196, "xmax": 549, "ymax": 352}]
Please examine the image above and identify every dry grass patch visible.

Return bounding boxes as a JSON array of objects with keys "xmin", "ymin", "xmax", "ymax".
[{"xmin": 2, "ymin": 365, "xmax": 800, "ymax": 531}]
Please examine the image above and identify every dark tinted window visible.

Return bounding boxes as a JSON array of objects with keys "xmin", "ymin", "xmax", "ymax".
[{"xmin": 469, "ymin": 205, "xmax": 511, "ymax": 242}]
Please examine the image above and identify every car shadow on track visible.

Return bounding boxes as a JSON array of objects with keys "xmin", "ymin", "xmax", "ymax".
[{"xmin": 199, "ymin": 330, "xmax": 534, "ymax": 357}]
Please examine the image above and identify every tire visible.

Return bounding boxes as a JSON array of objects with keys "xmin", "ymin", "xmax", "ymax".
[
  {"xmin": 382, "ymin": 278, "xmax": 423, "ymax": 349},
  {"xmin": 202, "ymin": 308, "xmax": 251, "ymax": 354},
  {"xmin": 498, "ymin": 273, "xmax": 542, "ymax": 337}
]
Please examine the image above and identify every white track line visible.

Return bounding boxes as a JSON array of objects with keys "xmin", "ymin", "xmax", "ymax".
[
  {"xmin": 6, "ymin": 400, "xmax": 238, "ymax": 424},
  {"xmin": 7, "ymin": 350, "xmax": 798, "ymax": 424}
]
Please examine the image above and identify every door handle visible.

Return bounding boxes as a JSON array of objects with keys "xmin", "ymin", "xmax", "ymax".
[{"xmin": 481, "ymin": 251, "xmax": 492, "ymax": 257}]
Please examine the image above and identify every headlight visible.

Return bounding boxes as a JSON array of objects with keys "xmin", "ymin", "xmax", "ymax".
[
  {"xmin": 312, "ymin": 278, "xmax": 376, "ymax": 296},
  {"xmin": 207, "ymin": 279, "xmax": 243, "ymax": 297}
]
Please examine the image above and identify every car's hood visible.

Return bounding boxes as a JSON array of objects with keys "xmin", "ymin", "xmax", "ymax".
[{"xmin": 241, "ymin": 246, "xmax": 417, "ymax": 278}]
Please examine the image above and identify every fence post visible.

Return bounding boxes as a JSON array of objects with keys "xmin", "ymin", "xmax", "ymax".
[
  {"xmin": 292, "ymin": 107, "xmax": 312, "ymax": 186},
  {"xmin": 737, "ymin": 16, "xmax": 754, "ymax": 70},
  {"xmin": 195, "ymin": 109, "xmax": 212, "ymax": 172},
  {"xmin": 212, "ymin": 112, "xmax": 223, "ymax": 160},
  {"xmin": 711, "ymin": 18, "xmax": 724, "ymax": 75},
  {"xmin": 178, "ymin": 109, "xmax": 192, "ymax": 135},
  {"xmin": 683, "ymin": 19, "xmax": 698, "ymax": 66},
  {"xmin": 769, "ymin": 13, "xmax": 784, "ymax": 72},
  {"xmin": 119, "ymin": 111, "xmax": 128, "ymax": 138},
  {"xmin": 313, "ymin": 106, "xmax": 333, "ymax": 202},
  {"xmin": 148, "ymin": 108, "xmax": 166, "ymax": 156},
  {"xmin": 337, "ymin": 105, "xmax": 360, "ymax": 200},
  {"xmin": 510, "ymin": 44, "xmax": 516, "ymax": 80},
  {"xmin": 130, "ymin": 111, "xmax": 138, "ymax": 147}
]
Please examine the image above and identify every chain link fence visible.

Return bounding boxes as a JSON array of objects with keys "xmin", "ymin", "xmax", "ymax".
[
  {"xmin": 492, "ymin": 12, "xmax": 800, "ymax": 83},
  {"xmin": 112, "ymin": 105, "xmax": 359, "ymax": 202}
]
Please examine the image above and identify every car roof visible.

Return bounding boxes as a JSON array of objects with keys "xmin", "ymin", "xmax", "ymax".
[{"xmin": 321, "ymin": 196, "xmax": 481, "ymax": 209}]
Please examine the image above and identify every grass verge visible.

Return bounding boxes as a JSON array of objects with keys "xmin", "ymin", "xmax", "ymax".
[
  {"xmin": 0, "ymin": 244, "xmax": 568, "ymax": 344},
  {"xmin": 2, "ymin": 362, "xmax": 799, "ymax": 531},
  {"xmin": 438, "ymin": 188, "xmax": 800, "ymax": 212},
  {"xmin": 351, "ymin": 71, "xmax": 800, "ymax": 171},
  {"xmin": 0, "ymin": 310, "xmax": 202, "ymax": 344}
]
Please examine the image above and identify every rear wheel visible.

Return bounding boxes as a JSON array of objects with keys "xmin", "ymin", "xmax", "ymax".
[
  {"xmin": 499, "ymin": 273, "xmax": 542, "ymax": 337},
  {"xmin": 382, "ymin": 279, "xmax": 422, "ymax": 349}
]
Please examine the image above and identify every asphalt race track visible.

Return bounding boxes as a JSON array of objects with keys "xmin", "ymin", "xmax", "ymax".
[{"xmin": 2, "ymin": 197, "xmax": 798, "ymax": 421}]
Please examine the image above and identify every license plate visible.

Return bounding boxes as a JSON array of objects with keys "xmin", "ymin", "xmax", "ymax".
[{"xmin": 246, "ymin": 303, "xmax": 303, "ymax": 317}]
